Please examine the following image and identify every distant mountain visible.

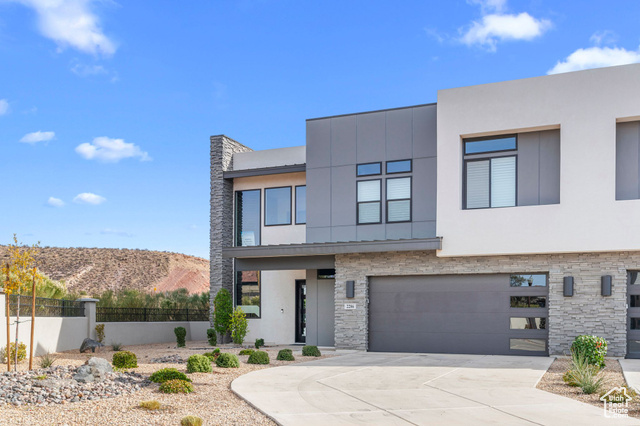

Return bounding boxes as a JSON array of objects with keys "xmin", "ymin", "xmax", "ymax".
[{"xmin": 0, "ymin": 246, "xmax": 210, "ymax": 296}]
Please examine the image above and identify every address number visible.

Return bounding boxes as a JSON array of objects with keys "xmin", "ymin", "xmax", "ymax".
[{"xmin": 344, "ymin": 303, "xmax": 357, "ymax": 310}]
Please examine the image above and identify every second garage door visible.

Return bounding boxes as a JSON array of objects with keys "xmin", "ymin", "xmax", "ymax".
[{"xmin": 368, "ymin": 274, "xmax": 548, "ymax": 356}]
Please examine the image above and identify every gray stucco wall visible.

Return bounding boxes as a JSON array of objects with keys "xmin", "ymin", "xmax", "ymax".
[
  {"xmin": 616, "ymin": 121, "xmax": 640, "ymax": 200},
  {"xmin": 334, "ymin": 250, "xmax": 636, "ymax": 357},
  {"xmin": 305, "ymin": 270, "xmax": 336, "ymax": 347},
  {"xmin": 306, "ymin": 104, "xmax": 437, "ymax": 243},
  {"xmin": 517, "ymin": 129, "xmax": 561, "ymax": 206}
]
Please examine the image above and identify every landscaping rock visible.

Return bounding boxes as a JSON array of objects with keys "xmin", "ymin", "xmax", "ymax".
[
  {"xmin": 79, "ymin": 338, "xmax": 104, "ymax": 353},
  {"xmin": 150, "ymin": 354, "xmax": 185, "ymax": 364},
  {"xmin": 73, "ymin": 357, "xmax": 113, "ymax": 382}
]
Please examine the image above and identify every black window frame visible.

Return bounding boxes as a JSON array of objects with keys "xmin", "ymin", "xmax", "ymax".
[
  {"xmin": 295, "ymin": 185, "xmax": 306, "ymax": 225},
  {"xmin": 235, "ymin": 270, "xmax": 261, "ymax": 319},
  {"xmin": 356, "ymin": 162, "xmax": 382, "ymax": 177},
  {"xmin": 509, "ymin": 273, "xmax": 548, "ymax": 287},
  {"xmin": 463, "ymin": 153, "xmax": 518, "ymax": 210},
  {"xmin": 385, "ymin": 176, "xmax": 412, "ymax": 223},
  {"xmin": 356, "ymin": 178, "xmax": 382, "ymax": 225},
  {"xmin": 234, "ymin": 189, "xmax": 261, "ymax": 247},
  {"xmin": 264, "ymin": 186, "xmax": 292, "ymax": 227},
  {"xmin": 386, "ymin": 159, "xmax": 412, "ymax": 174}
]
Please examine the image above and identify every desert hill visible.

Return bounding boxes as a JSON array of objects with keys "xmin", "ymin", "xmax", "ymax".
[{"xmin": 0, "ymin": 246, "xmax": 210, "ymax": 296}]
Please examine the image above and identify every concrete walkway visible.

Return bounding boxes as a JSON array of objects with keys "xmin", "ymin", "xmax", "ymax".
[
  {"xmin": 232, "ymin": 352, "xmax": 640, "ymax": 426},
  {"xmin": 621, "ymin": 359, "xmax": 640, "ymax": 393}
]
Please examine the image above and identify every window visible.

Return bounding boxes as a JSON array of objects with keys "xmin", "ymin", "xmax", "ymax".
[
  {"xmin": 357, "ymin": 180, "xmax": 381, "ymax": 224},
  {"xmin": 629, "ymin": 271, "xmax": 640, "ymax": 285},
  {"xmin": 235, "ymin": 190, "xmax": 261, "ymax": 246},
  {"xmin": 509, "ymin": 338, "xmax": 545, "ymax": 352},
  {"xmin": 317, "ymin": 269, "xmax": 335, "ymax": 279},
  {"xmin": 464, "ymin": 135, "xmax": 517, "ymax": 209},
  {"xmin": 295, "ymin": 186, "xmax": 306, "ymax": 225},
  {"xmin": 510, "ymin": 274, "xmax": 547, "ymax": 287},
  {"xmin": 631, "ymin": 318, "xmax": 640, "ymax": 330},
  {"xmin": 510, "ymin": 296, "xmax": 546, "ymax": 308},
  {"xmin": 386, "ymin": 177, "xmax": 411, "ymax": 222},
  {"xmin": 357, "ymin": 162, "xmax": 381, "ymax": 176},
  {"xmin": 386, "ymin": 160, "xmax": 412, "ymax": 174},
  {"xmin": 236, "ymin": 271, "xmax": 260, "ymax": 318},
  {"xmin": 265, "ymin": 187, "xmax": 291, "ymax": 226},
  {"xmin": 510, "ymin": 317, "xmax": 547, "ymax": 330},
  {"xmin": 631, "ymin": 295, "xmax": 640, "ymax": 308}
]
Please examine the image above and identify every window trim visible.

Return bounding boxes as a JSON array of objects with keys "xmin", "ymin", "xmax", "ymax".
[
  {"xmin": 294, "ymin": 185, "xmax": 306, "ymax": 225},
  {"xmin": 386, "ymin": 159, "xmax": 413, "ymax": 175},
  {"xmin": 385, "ymin": 176, "xmax": 412, "ymax": 223},
  {"xmin": 236, "ymin": 270, "xmax": 261, "ymax": 319},
  {"xmin": 463, "ymin": 154, "xmax": 518, "ymax": 210},
  {"xmin": 234, "ymin": 189, "xmax": 261, "ymax": 247},
  {"xmin": 464, "ymin": 134, "xmax": 518, "ymax": 155},
  {"xmin": 264, "ymin": 186, "xmax": 292, "ymax": 227},
  {"xmin": 356, "ymin": 162, "xmax": 382, "ymax": 177},
  {"xmin": 356, "ymin": 178, "xmax": 382, "ymax": 225}
]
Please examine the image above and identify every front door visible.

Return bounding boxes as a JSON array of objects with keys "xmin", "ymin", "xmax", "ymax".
[
  {"xmin": 627, "ymin": 271, "xmax": 640, "ymax": 358},
  {"xmin": 295, "ymin": 280, "xmax": 306, "ymax": 343}
]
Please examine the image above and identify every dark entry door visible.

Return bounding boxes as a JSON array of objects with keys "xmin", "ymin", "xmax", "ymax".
[
  {"xmin": 627, "ymin": 272, "xmax": 640, "ymax": 358},
  {"xmin": 295, "ymin": 280, "xmax": 306, "ymax": 343}
]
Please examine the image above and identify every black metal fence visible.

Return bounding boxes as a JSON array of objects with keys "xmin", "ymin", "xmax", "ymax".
[
  {"xmin": 96, "ymin": 307, "xmax": 209, "ymax": 322},
  {"xmin": 8, "ymin": 295, "xmax": 85, "ymax": 317}
]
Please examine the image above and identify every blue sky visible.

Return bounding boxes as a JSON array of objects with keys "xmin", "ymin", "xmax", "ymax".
[{"xmin": 1, "ymin": 0, "xmax": 639, "ymax": 259}]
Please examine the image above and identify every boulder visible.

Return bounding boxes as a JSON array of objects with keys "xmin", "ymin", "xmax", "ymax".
[
  {"xmin": 73, "ymin": 365, "xmax": 95, "ymax": 383},
  {"xmin": 73, "ymin": 357, "xmax": 112, "ymax": 383},
  {"xmin": 79, "ymin": 338, "xmax": 104, "ymax": 353},
  {"xmin": 88, "ymin": 357, "xmax": 112, "ymax": 375}
]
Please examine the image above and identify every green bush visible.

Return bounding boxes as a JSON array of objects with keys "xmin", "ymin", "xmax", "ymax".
[
  {"xmin": 215, "ymin": 352, "xmax": 239, "ymax": 368},
  {"xmin": 277, "ymin": 349, "xmax": 295, "ymax": 361},
  {"xmin": 112, "ymin": 350, "xmax": 138, "ymax": 368},
  {"xmin": 239, "ymin": 349, "xmax": 254, "ymax": 356},
  {"xmin": 247, "ymin": 350, "xmax": 270, "ymax": 365},
  {"xmin": 230, "ymin": 307, "xmax": 249, "ymax": 345},
  {"xmin": 302, "ymin": 345, "xmax": 321, "ymax": 357},
  {"xmin": 255, "ymin": 338, "xmax": 265, "ymax": 349},
  {"xmin": 0, "ymin": 342, "xmax": 27, "ymax": 363},
  {"xmin": 571, "ymin": 335, "xmax": 608, "ymax": 368},
  {"xmin": 159, "ymin": 379, "xmax": 194, "ymax": 394},
  {"xmin": 181, "ymin": 416, "xmax": 203, "ymax": 426},
  {"xmin": 564, "ymin": 348, "xmax": 604, "ymax": 394},
  {"xmin": 95, "ymin": 324, "xmax": 105, "ymax": 343},
  {"xmin": 174, "ymin": 326, "xmax": 187, "ymax": 348},
  {"xmin": 207, "ymin": 328, "xmax": 216, "ymax": 346},
  {"xmin": 149, "ymin": 368, "xmax": 191, "ymax": 383},
  {"xmin": 187, "ymin": 354, "xmax": 213, "ymax": 373},
  {"xmin": 213, "ymin": 289, "xmax": 233, "ymax": 339},
  {"xmin": 203, "ymin": 348, "xmax": 221, "ymax": 361}
]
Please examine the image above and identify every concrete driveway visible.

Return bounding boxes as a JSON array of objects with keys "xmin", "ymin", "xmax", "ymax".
[{"xmin": 232, "ymin": 352, "xmax": 640, "ymax": 426}]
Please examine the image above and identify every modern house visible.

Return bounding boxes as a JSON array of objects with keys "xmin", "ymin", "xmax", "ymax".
[{"xmin": 211, "ymin": 63, "xmax": 640, "ymax": 358}]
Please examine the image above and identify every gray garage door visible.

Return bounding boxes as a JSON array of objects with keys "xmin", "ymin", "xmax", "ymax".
[{"xmin": 368, "ymin": 274, "xmax": 548, "ymax": 356}]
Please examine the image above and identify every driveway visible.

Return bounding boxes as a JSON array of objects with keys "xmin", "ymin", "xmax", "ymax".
[{"xmin": 232, "ymin": 352, "xmax": 640, "ymax": 426}]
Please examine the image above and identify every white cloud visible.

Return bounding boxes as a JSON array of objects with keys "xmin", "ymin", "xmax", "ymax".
[
  {"xmin": 73, "ymin": 192, "xmax": 106, "ymax": 205},
  {"xmin": 75, "ymin": 136, "xmax": 151, "ymax": 163},
  {"xmin": 461, "ymin": 12, "xmax": 551, "ymax": 51},
  {"xmin": 20, "ymin": 130, "xmax": 55, "ymax": 144},
  {"xmin": 46, "ymin": 197, "xmax": 65, "ymax": 207},
  {"xmin": 590, "ymin": 30, "xmax": 617, "ymax": 46},
  {"xmin": 548, "ymin": 45, "xmax": 640, "ymax": 75},
  {"xmin": 70, "ymin": 63, "xmax": 107, "ymax": 76},
  {"xmin": 0, "ymin": 99, "xmax": 9, "ymax": 115},
  {"xmin": 467, "ymin": 0, "xmax": 507, "ymax": 14},
  {"xmin": 14, "ymin": 0, "xmax": 116, "ymax": 56},
  {"xmin": 101, "ymin": 228, "xmax": 133, "ymax": 237}
]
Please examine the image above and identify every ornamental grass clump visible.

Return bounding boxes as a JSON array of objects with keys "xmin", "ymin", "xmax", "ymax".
[
  {"xmin": 112, "ymin": 350, "xmax": 138, "ymax": 368},
  {"xmin": 571, "ymin": 335, "xmax": 608, "ymax": 368},
  {"xmin": 149, "ymin": 368, "xmax": 191, "ymax": 383},
  {"xmin": 215, "ymin": 352, "xmax": 239, "ymax": 368},
  {"xmin": 174, "ymin": 326, "xmax": 187, "ymax": 348},
  {"xmin": 302, "ymin": 345, "xmax": 321, "ymax": 357},
  {"xmin": 247, "ymin": 350, "xmax": 270, "ymax": 365},
  {"xmin": 564, "ymin": 348, "xmax": 604, "ymax": 394},
  {"xmin": 181, "ymin": 416, "xmax": 203, "ymax": 426},
  {"xmin": 187, "ymin": 354, "xmax": 213, "ymax": 373},
  {"xmin": 276, "ymin": 349, "xmax": 295, "ymax": 361},
  {"xmin": 139, "ymin": 400, "xmax": 162, "ymax": 410},
  {"xmin": 159, "ymin": 379, "xmax": 194, "ymax": 394}
]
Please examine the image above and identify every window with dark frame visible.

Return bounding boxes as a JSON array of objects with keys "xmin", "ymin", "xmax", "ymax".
[
  {"xmin": 295, "ymin": 185, "xmax": 306, "ymax": 225},
  {"xmin": 236, "ymin": 270, "xmax": 260, "ymax": 319},
  {"xmin": 357, "ymin": 179, "xmax": 381, "ymax": 224},
  {"xmin": 386, "ymin": 177, "xmax": 411, "ymax": 222},
  {"xmin": 265, "ymin": 186, "xmax": 292, "ymax": 226},
  {"xmin": 386, "ymin": 159, "xmax": 412, "ymax": 174},
  {"xmin": 235, "ymin": 189, "xmax": 261, "ymax": 246},
  {"xmin": 357, "ymin": 162, "xmax": 381, "ymax": 176}
]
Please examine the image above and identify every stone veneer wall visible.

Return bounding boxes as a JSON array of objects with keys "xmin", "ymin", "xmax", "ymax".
[
  {"xmin": 210, "ymin": 135, "xmax": 252, "ymax": 325},
  {"xmin": 334, "ymin": 250, "xmax": 640, "ymax": 356}
]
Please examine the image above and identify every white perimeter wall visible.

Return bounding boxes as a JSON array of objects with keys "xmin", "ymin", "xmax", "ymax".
[{"xmin": 437, "ymin": 63, "xmax": 640, "ymax": 257}]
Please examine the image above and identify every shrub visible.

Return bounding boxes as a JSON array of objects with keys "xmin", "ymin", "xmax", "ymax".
[
  {"xmin": 149, "ymin": 368, "xmax": 191, "ymax": 383},
  {"xmin": 230, "ymin": 307, "xmax": 248, "ymax": 345},
  {"xmin": 213, "ymin": 289, "xmax": 233, "ymax": 339},
  {"xmin": 571, "ymin": 335, "xmax": 608, "ymax": 368},
  {"xmin": 111, "ymin": 342, "xmax": 123, "ymax": 351},
  {"xmin": 0, "ymin": 342, "xmax": 27, "ymax": 363},
  {"xmin": 139, "ymin": 400, "xmax": 161, "ymax": 410},
  {"xmin": 564, "ymin": 348, "xmax": 604, "ymax": 394},
  {"xmin": 95, "ymin": 324, "xmax": 105, "ymax": 343},
  {"xmin": 35, "ymin": 374, "xmax": 47, "ymax": 380},
  {"xmin": 215, "ymin": 353, "xmax": 239, "ymax": 368},
  {"xmin": 174, "ymin": 327, "xmax": 187, "ymax": 348},
  {"xmin": 255, "ymin": 338, "xmax": 265, "ymax": 349},
  {"xmin": 203, "ymin": 348, "xmax": 220, "ymax": 361},
  {"xmin": 187, "ymin": 354, "xmax": 212, "ymax": 373},
  {"xmin": 247, "ymin": 350, "xmax": 270, "ymax": 365},
  {"xmin": 277, "ymin": 349, "xmax": 295, "ymax": 361},
  {"xmin": 112, "ymin": 350, "xmax": 138, "ymax": 369},
  {"xmin": 207, "ymin": 328, "xmax": 216, "ymax": 346},
  {"xmin": 159, "ymin": 379, "xmax": 194, "ymax": 394},
  {"xmin": 239, "ymin": 349, "xmax": 254, "ymax": 356},
  {"xmin": 302, "ymin": 345, "xmax": 321, "ymax": 357},
  {"xmin": 38, "ymin": 351, "xmax": 56, "ymax": 368},
  {"xmin": 181, "ymin": 416, "xmax": 203, "ymax": 426}
]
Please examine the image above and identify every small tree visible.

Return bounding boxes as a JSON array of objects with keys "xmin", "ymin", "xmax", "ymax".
[
  {"xmin": 230, "ymin": 307, "xmax": 248, "ymax": 345},
  {"xmin": 213, "ymin": 289, "xmax": 232, "ymax": 344}
]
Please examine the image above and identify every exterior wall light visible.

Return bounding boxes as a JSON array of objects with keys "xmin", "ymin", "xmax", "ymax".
[
  {"xmin": 601, "ymin": 275, "xmax": 613, "ymax": 297},
  {"xmin": 346, "ymin": 281, "xmax": 355, "ymax": 298},
  {"xmin": 563, "ymin": 276, "xmax": 574, "ymax": 297}
]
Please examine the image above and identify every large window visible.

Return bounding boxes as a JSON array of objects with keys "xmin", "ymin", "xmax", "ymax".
[
  {"xmin": 236, "ymin": 271, "xmax": 260, "ymax": 318},
  {"xmin": 357, "ymin": 180, "xmax": 381, "ymax": 224},
  {"xmin": 295, "ymin": 185, "xmax": 306, "ymax": 224},
  {"xmin": 386, "ymin": 177, "xmax": 411, "ymax": 222},
  {"xmin": 235, "ymin": 190, "xmax": 261, "ymax": 246},
  {"xmin": 265, "ymin": 187, "xmax": 291, "ymax": 226},
  {"xmin": 464, "ymin": 135, "xmax": 517, "ymax": 209}
]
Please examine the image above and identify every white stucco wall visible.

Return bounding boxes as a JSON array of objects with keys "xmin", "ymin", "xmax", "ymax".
[
  {"xmin": 4, "ymin": 317, "xmax": 89, "ymax": 356},
  {"xmin": 437, "ymin": 63, "xmax": 640, "ymax": 257},
  {"xmin": 100, "ymin": 321, "xmax": 209, "ymax": 347}
]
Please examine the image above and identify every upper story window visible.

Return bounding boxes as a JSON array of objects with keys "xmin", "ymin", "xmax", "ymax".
[
  {"xmin": 357, "ymin": 162, "xmax": 381, "ymax": 176},
  {"xmin": 386, "ymin": 160, "xmax": 412, "ymax": 174},
  {"xmin": 265, "ymin": 187, "xmax": 292, "ymax": 226},
  {"xmin": 235, "ymin": 189, "xmax": 261, "ymax": 246},
  {"xmin": 464, "ymin": 135, "xmax": 517, "ymax": 209},
  {"xmin": 386, "ymin": 177, "xmax": 411, "ymax": 222},
  {"xmin": 295, "ymin": 185, "xmax": 306, "ymax": 224},
  {"xmin": 357, "ymin": 180, "xmax": 381, "ymax": 224}
]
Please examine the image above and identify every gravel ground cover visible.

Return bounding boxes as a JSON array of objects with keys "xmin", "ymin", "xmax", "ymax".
[
  {"xmin": 0, "ymin": 341, "xmax": 334, "ymax": 425},
  {"xmin": 537, "ymin": 357, "xmax": 640, "ymax": 417}
]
